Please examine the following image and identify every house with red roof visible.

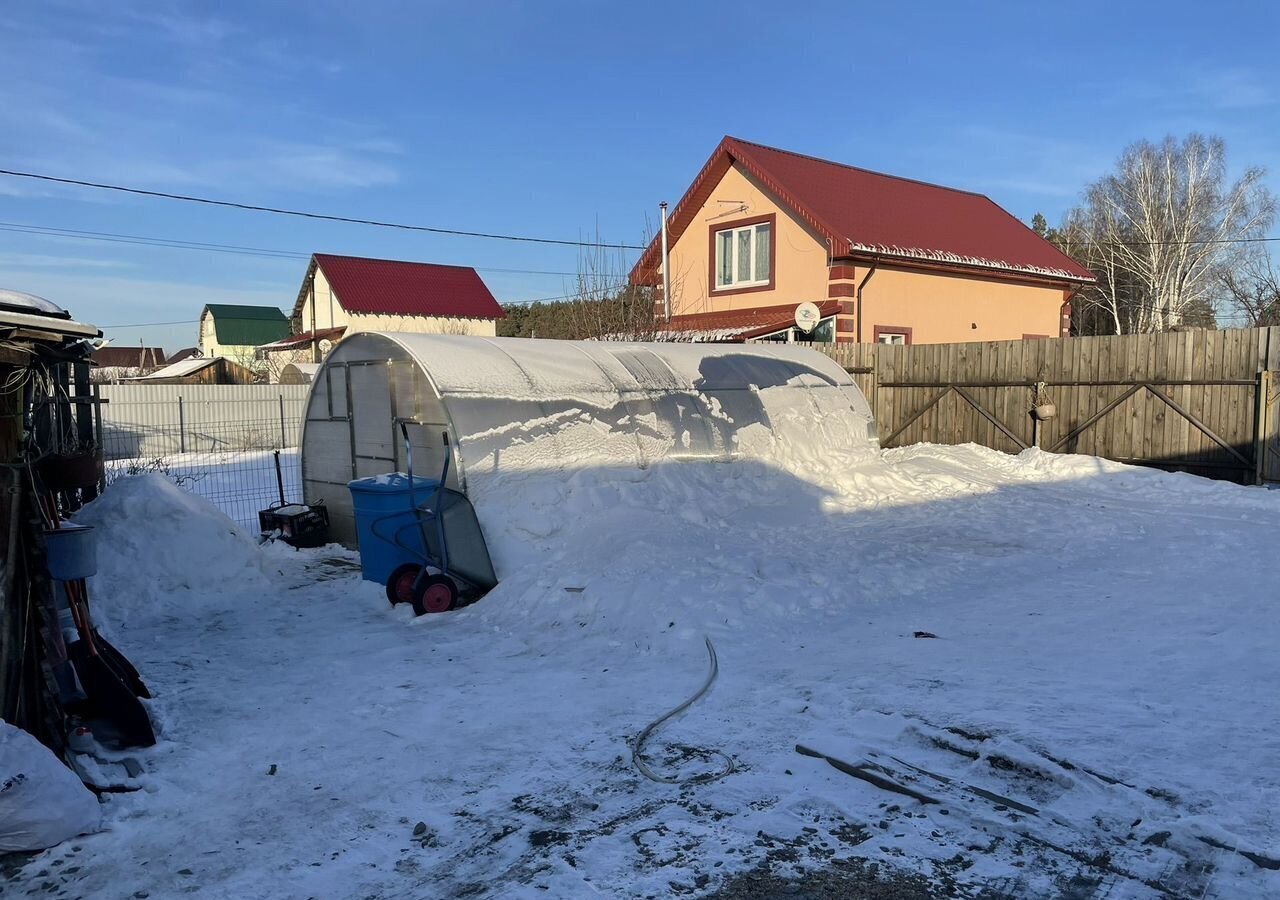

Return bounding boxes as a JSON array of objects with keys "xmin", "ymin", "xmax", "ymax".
[
  {"xmin": 268, "ymin": 254, "xmax": 506, "ymax": 369},
  {"xmin": 89, "ymin": 345, "xmax": 167, "ymax": 382},
  {"xmin": 631, "ymin": 137, "xmax": 1094, "ymax": 345}
]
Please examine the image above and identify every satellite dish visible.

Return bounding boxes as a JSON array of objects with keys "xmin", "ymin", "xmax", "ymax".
[
  {"xmin": 794, "ymin": 302, "xmax": 821, "ymax": 334},
  {"xmin": 318, "ymin": 338, "xmax": 334, "ymax": 355}
]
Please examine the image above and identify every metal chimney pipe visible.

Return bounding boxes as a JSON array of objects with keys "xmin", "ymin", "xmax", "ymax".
[{"xmin": 660, "ymin": 201, "xmax": 671, "ymax": 323}]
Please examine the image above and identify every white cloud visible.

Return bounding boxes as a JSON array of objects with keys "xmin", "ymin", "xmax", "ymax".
[
  {"xmin": 2, "ymin": 268, "xmax": 291, "ymax": 353},
  {"xmin": 0, "ymin": 251, "xmax": 134, "ymax": 270},
  {"xmin": 1104, "ymin": 66, "xmax": 1276, "ymax": 115},
  {"xmin": 1189, "ymin": 69, "xmax": 1275, "ymax": 111},
  {"xmin": 938, "ymin": 126, "xmax": 1111, "ymax": 206},
  {"xmin": 0, "ymin": 6, "xmax": 401, "ymax": 199}
]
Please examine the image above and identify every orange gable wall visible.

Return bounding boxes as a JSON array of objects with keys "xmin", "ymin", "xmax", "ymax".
[
  {"xmin": 852, "ymin": 265, "xmax": 1069, "ymax": 344},
  {"xmin": 664, "ymin": 163, "xmax": 830, "ymax": 316}
]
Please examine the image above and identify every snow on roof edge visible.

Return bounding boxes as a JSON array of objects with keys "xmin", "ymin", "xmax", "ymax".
[
  {"xmin": 135, "ymin": 357, "xmax": 219, "ymax": 379},
  {"xmin": 846, "ymin": 242, "xmax": 1095, "ymax": 283}
]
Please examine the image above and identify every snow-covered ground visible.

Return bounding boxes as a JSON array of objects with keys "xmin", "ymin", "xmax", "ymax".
[{"xmin": 11, "ymin": 443, "xmax": 1280, "ymax": 898}]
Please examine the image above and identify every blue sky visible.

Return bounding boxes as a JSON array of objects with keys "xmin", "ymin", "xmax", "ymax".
[{"xmin": 1, "ymin": 0, "xmax": 1277, "ymax": 351}]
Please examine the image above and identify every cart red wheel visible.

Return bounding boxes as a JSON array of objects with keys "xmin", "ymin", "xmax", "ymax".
[
  {"xmin": 386, "ymin": 563, "xmax": 424, "ymax": 607},
  {"xmin": 411, "ymin": 574, "xmax": 458, "ymax": 616}
]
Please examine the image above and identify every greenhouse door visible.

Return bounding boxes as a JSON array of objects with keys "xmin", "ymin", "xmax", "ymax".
[{"xmin": 347, "ymin": 360, "xmax": 396, "ymax": 478}]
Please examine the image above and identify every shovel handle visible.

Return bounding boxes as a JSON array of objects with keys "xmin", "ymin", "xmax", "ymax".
[{"xmin": 66, "ymin": 579, "xmax": 99, "ymax": 658}]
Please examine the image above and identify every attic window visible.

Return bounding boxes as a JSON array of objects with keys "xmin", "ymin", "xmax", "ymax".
[{"xmin": 713, "ymin": 217, "xmax": 773, "ymax": 291}]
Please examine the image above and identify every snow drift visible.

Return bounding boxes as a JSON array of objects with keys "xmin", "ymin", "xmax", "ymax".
[{"xmin": 74, "ymin": 474, "xmax": 279, "ymax": 631}]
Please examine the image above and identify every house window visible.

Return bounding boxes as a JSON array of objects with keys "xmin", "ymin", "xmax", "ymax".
[
  {"xmin": 874, "ymin": 325, "xmax": 912, "ymax": 345},
  {"xmin": 752, "ymin": 317, "xmax": 836, "ymax": 345},
  {"xmin": 714, "ymin": 219, "xmax": 772, "ymax": 290}
]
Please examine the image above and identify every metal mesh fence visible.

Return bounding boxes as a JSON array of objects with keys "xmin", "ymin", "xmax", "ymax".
[{"xmin": 100, "ymin": 387, "xmax": 310, "ymax": 528}]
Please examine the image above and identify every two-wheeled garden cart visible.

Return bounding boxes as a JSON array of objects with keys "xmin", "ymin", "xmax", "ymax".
[{"xmin": 349, "ymin": 422, "xmax": 497, "ymax": 616}]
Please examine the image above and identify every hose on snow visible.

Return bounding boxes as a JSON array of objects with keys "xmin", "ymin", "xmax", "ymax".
[{"xmin": 632, "ymin": 636, "xmax": 735, "ymax": 785}]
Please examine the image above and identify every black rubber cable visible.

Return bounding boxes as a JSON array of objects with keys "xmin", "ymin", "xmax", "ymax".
[{"xmin": 632, "ymin": 636, "xmax": 735, "ymax": 785}]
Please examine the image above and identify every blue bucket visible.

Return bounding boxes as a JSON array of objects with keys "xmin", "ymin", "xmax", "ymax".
[{"xmin": 44, "ymin": 524, "xmax": 97, "ymax": 581}]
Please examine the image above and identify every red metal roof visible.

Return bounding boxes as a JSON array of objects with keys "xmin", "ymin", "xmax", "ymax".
[
  {"xmin": 259, "ymin": 326, "xmax": 346, "ymax": 352},
  {"xmin": 660, "ymin": 301, "xmax": 841, "ymax": 342},
  {"xmin": 311, "ymin": 254, "xmax": 506, "ymax": 320},
  {"xmin": 634, "ymin": 137, "xmax": 1094, "ymax": 285},
  {"xmin": 92, "ymin": 346, "xmax": 167, "ymax": 369}
]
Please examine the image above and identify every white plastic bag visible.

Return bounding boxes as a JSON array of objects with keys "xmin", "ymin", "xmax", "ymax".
[{"xmin": 0, "ymin": 721, "xmax": 100, "ymax": 851}]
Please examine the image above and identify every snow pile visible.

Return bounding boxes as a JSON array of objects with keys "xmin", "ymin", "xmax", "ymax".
[
  {"xmin": 463, "ymin": 439, "xmax": 1277, "ymax": 652},
  {"xmin": 74, "ymin": 474, "xmax": 280, "ymax": 630}
]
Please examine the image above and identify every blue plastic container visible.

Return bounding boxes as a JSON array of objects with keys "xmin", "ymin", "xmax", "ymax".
[
  {"xmin": 348, "ymin": 474, "xmax": 440, "ymax": 586},
  {"xmin": 44, "ymin": 524, "xmax": 97, "ymax": 581}
]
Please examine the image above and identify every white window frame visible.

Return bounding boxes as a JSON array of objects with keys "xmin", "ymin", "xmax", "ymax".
[
  {"xmin": 751, "ymin": 316, "xmax": 837, "ymax": 344},
  {"xmin": 877, "ymin": 332, "xmax": 908, "ymax": 345},
  {"xmin": 713, "ymin": 219, "xmax": 772, "ymax": 291}
]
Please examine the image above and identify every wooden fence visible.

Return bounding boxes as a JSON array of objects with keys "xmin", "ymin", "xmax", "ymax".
[{"xmin": 817, "ymin": 327, "xmax": 1280, "ymax": 483}]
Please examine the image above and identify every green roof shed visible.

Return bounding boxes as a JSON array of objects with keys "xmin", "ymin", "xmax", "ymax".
[{"xmin": 201, "ymin": 304, "xmax": 290, "ymax": 346}]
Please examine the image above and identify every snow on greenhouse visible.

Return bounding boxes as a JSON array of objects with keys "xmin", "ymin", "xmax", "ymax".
[{"xmin": 299, "ymin": 333, "xmax": 878, "ymax": 546}]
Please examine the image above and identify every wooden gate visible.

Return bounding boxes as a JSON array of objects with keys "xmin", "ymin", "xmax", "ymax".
[
  {"xmin": 1258, "ymin": 370, "xmax": 1280, "ymax": 483},
  {"xmin": 820, "ymin": 329, "xmax": 1280, "ymax": 485}
]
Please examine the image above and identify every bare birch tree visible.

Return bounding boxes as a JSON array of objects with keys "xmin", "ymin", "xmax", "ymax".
[
  {"xmin": 1065, "ymin": 135, "xmax": 1274, "ymax": 334},
  {"xmin": 1219, "ymin": 250, "xmax": 1280, "ymax": 326},
  {"xmin": 566, "ymin": 223, "xmax": 674, "ymax": 341}
]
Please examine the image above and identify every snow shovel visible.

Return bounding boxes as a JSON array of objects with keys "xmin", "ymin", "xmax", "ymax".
[
  {"xmin": 37, "ymin": 489, "xmax": 154, "ymax": 746},
  {"xmin": 68, "ymin": 578, "xmax": 150, "ymax": 699},
  {"xmin": 64, "ymin": 578, "xmax": 155, "ymax": 749}
]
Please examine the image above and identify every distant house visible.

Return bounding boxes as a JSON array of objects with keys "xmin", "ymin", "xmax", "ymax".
[
  {"xmin": 90, "ymin": 345, "xmax": 167, "ymax": 382},
  {"xmin": 198, "ymin": 304, "xmax": 290, "ymax": 363},
  {"xmin": 630, "ymin": 136, "xmax": 1095, "ymax": 345},
  {"xmin": 168, "ymin": 346, "xmax": 202, "ymax": 364},
  {"xmin": 270, "ymin": 254, "xmax": 506, "ymax": 366}
]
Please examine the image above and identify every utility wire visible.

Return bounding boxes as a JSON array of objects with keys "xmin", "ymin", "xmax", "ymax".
[
  {"xmin": 0, "ymin": 221, "xmax": 586, "ymax": 277},
  {"xmin": 1067, "ymin": 235, "xmax": 1280, "ymax": 247},
  {"xmin": 98, "ymin": 319, "xmax": 202, "ymax": 329},
  {"xmin": 0, "ymin": 169, "xmax": 648, "ymax": 250},
  {"xmin": 4, "ymin": 168, "xmax": 1272, "ymax": 252},
  {"xmin": 95, "ymin": 283, "xmax": 631, "ymax": 329}
]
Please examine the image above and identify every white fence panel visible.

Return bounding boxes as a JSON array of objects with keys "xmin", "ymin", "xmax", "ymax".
[{"xmin": 98, "ymin": 384, "xmax": 311, "ymax": 460}]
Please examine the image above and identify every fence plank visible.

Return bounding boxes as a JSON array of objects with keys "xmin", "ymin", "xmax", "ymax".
[{"xmin": 815, "ymin": 326, "xmax": 1274, "ymax": 482}]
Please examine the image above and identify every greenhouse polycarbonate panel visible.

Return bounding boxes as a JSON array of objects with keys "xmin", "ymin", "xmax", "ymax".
[{"xmin": 300, "ymin": 332, "xmax": 878, "ymax": 547}]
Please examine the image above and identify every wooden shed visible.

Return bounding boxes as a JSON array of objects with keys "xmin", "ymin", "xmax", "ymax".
[{"xmin": 134, "ymin": 356, "xmax": 257, "ymax": 385}]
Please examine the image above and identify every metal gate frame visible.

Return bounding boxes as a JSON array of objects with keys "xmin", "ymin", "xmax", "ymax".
[
  {"xmin": 1257, "ymin": 370, "xmax": 1280, "ymax": 484},
  {"xmin": 879, "ymin": 376, "xmax": 1272, "ymax": 483}
]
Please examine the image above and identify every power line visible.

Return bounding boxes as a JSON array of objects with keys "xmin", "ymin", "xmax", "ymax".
[
  {"xmin": 0, "ymin": 169, "xmax": 648, "ymax": 251},
  {"xmin": 95, "ymin": 286, "xmax": 628, "ymax": 330},
  {"xmin": 1043, "ymin": 231, "xmax": 1279, "ymax": 248},
  {"xmin": 0, "ymin": 224, "xmax": 302, "ymax": 259},
  {"xmin": 0, "ymin": 221, "xmax": 587, "ymax": 277},
  {"xmin": 98, "ymin": 319, "xmax": 201, "ymax": 329},
  {"xmin": 1100, "ymin": 236, "xmax": 1278, "ymax": 247}
]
